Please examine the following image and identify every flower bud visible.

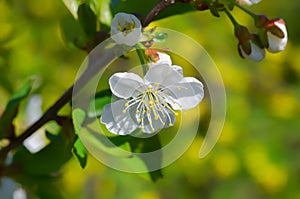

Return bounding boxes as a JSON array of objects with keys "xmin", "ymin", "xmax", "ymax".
[
  {"xmin": 110, "ymin": 13, "xmax": 142, "ymax": 46},
  {"xmin": 238, "ymin": 34, "xmax": 265, "ymax": 62},
  {"xmin": 266, "ymin": 19, "xmax": 288, "ymax": 53},
  {"xmin": 237, "ymin": 0, "xmax": 261, "ymax": 6}
]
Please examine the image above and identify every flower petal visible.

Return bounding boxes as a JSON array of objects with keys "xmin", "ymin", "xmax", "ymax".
[
  {"xmin": 109, "ymin": 72, "xmax": 146, "ymax": 99},
  {"xmin": 144, "ymin": 64, "xmax": 183, "ymax": 86},
  {"xmin": 100, "ymin": 100, "xmax": 138, "ymax": 135},
  {"xmin": 165, "ymin": 77, "xmax": 204, "ymax": 110}
]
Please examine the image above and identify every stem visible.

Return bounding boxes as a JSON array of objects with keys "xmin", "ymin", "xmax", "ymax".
[
  {"xmin": 135, "ymin": 44, "xmax": 148, "ymax": 76},
  {"xmin": 224, "ymin": 9, "xmax": 239, "ymax": 27},
  {"xmin": 231, "ymin": 0, "xmax": 257, "ymax": 18}
]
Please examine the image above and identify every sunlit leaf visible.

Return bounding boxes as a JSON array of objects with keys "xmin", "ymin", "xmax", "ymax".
[
  {"xmin": 72, "ymin": 108, "xmax": 86, "ymax": 135},
  {"xmin": 62, "ymin": 0, "xmax": 81, "ymax": 19},
  {"xmin": 0, "ymin": 80, "xmax": 33, "ymax": 139},
  {"xmin": 87, "ymin": 0, "xmax": 112, "ymax": 26},
  {"xmin": 73, "ymin": 136, "xmax": 88, "ymax": 168}
]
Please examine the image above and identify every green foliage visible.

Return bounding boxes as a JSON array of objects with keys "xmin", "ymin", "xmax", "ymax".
[
  {"xmin": 73, "ymin": 137, "xmax": 88, "ymax": 168},
  {"xmin": 0, "ymin": 80, "xmax": 33, "ymax": 139},
  {"xmin": 78, "ymin": 3, "xmax": 97, "ymax": 38}
]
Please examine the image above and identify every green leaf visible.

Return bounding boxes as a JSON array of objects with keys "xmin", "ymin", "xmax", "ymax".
[
  {"xmin": 87, "ymin": 0, "xmax": 112, "ymax": 26},
  {"xmin": 153, "ymin": 32, "xmax": 168, "ymax": 43},
  {"xmin": 62, "ymin": 0, "xmax": 81, "ymax": 19},
  {"xmin": 0, "ymin": 80, "xmax": 33, "ymax": 139},
  {"xmin": 72, "ymin": 108, "xmax": 86, "ymax": 135},
  {"xmin": 73, "ymin": 136, "xmax": 88, "ymax": 168},
  {"xmin": 78, "ymin": 3, "xmax": 97, "ymax": 37}
]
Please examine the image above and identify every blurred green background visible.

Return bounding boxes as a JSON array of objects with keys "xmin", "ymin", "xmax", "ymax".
[{"xmin": 0, "ymin": 0, "xmax": 300, "ymax": 199}]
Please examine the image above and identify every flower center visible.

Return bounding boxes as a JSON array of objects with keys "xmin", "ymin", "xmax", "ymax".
[
  {"xmin": 122, "ymin": 83, "xmax": 183, "ymax": 132},
  {"xmin": 118, "ymin": 21, "xmax": 135, "ymax": 36}
]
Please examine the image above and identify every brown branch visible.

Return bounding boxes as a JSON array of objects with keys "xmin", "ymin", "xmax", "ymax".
[
  {"xmin": 0, "ymin": 0, "xmax": 179, "ymax": 168},
  {"xmin": 142, "ymin": 0, "xmax": 176, "ymax": 27}
]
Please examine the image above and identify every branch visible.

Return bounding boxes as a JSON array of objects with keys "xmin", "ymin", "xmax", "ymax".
[
  {"xmin": 142, "ymin": 0, "xmax": 176, "ymax": 27},
  {"xmin": 0, "ymin": 0, "xmax": 179, "ymax": 168}
]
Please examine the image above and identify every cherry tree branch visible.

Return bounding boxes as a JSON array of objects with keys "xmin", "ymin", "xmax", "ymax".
[{"xmin": 0, "ymin": 0, "xmax": 180, "ymax": 168}]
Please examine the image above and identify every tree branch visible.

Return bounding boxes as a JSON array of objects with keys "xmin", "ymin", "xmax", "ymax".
[
  {"xmin": 0, "ymin": 0, "xmax": 179, "ymax": 168},
  {"xmin": 142, "ymin": 0, "xmax": 176, "ymax": 27}
]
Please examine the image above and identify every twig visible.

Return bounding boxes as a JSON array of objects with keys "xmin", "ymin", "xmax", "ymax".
[
  {"xmin": 0, "ymin": 0, "xmax": 179, "ymax": 168},
  {"xmin": 142, "ymin": 0, "xmax": 176, "ymax": 27}
]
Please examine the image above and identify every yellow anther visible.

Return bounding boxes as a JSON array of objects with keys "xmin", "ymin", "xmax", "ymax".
[
  {"xmin": 152, "ymin": 128, "xmax": 155, "ymax": 132},
  {"xmin": 154, "ymin": 116, "xmax": 159, "ymax": 120},
  {"xmin": 137, "ymin": 118, "xmax": 142, "ymax": 123},
  {"xmin": 141, "ymin": 126, "xmax": 145, "ymax": 129},
  {"xmin": 155, "ymin": 100, "xmax": 159, "ymax": 103},
  {"xmin": 149, "ymin": 121, "xmax": 152, "ymax": 124},
  {"xmin": 169, "ymin": 123, "xmax": 173, "ymax": 127},
  {"xmin": 148, "ymin": 101, "xmax": 154, "ymax": 105},
  {"xmin": 154, "ymin": 83, "xmax": 159, "ymax": 87},
  {"xmin": 142, "ymin": 100, "xmax": 145, "ymax": 103},
  {"xmin": 165, "ymin": 93, "xmax": 168, "ymax": 96},
  {"xmin": 148, "ymin": 85, "xmax": 153, "ymax": 90},
  {"xmin": 125, "ymin": 102, "xmax": 129, "ymax": 107},
  {"xmin": 178, "ymin": 87, "xmax": 182, "ymax": 91},
  {"xmin": 143, "ymin": 110, "xmax": 147, "ymax": 113},
  {"xmin": 185, "ymin": 88, "xmax": 188, "ymax": 90},
  {"xmin": 175, "ymin": 112, "xmax": 179, "ymax": 116},
  {"xmin": 136, "ymin": 110, "xmax": 140, "ymax": 113},
  {"xmin": 122, "ymin": 109, "xmax": 126, "ymax": 113},
  {"xmin": 154, "ymin": 91, "xmax": 158, "ymax": 94}
]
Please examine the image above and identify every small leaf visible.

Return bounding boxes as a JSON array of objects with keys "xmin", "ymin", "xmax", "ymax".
[
  {"xmin": 153, "ymin": 32, "xmax": 168, "ymax": 43},
  {"xmin": 77, "ymin": 3, "xmax": 97, "ymax": 37},
  {"xmin": 62, "ymin": 0, "xmax": 81, "ymax": 19},
  {"xmin": 72, "ymin": 108, "xmax": 86, "ymax": 135},
  {"xmin": 87, "ymin": 0, "xmax": 112, "ymax": 26},
  {"xmin": 209, "ymin": 6, "xmax": 220, "ymax": 17},
  {"xmin": 73, "ymin": 137, "xmax": 88, "ymax": 168},
  {"xmin": 0, "ymin": 80, "xmax": 33, "ymax": 139}
]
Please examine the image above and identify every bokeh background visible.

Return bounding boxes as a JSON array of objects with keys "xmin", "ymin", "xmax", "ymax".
[{"xmin": 0, "ymin": 0, "xmax": 300, "ymax": 199}]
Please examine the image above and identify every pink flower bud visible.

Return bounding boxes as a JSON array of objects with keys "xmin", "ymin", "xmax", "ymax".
[{"xmin": 266, "ymin": 19, "xmax": 288, "ymax": 53}]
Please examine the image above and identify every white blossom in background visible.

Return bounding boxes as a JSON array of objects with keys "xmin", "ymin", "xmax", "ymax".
[
  {"xmin": 110, "ymin": 12, "xmax": 142, "ymax": 46},
  {"xmin": 23, "ymin": 95, "xmax": 48, "ymax": 153},
  {"xmin": 239, "ymin": 41, "xmax": 265, "ymax": 62},
  {"xmin": 238, "ymin": 0, "xmax": 261, "ymax": 6},
  {"xmin": 100, "ymin": 64, "xmax": 204, "ymax": 135},
  {"xmin": 267, "ymin": 19, "xmax": 288, "ymax": 53}
]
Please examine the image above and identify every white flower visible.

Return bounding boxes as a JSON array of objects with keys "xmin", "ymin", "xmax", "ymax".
[
  {"xmin": 267, "ymin": 19, "xmax": 288, "ymax": 53},
  {"xmin": 238, "ymin": 0, "xmax": 261, "ymax": 6},
  {"xmin": 110, "ymin": 13, "xmax": 142, "ymax": 46},
  {"xmin": 239, "ymin": 41, "xmax": 265, "ymax": 62},
  {"xmin": 100, "ymin": 64, "xmax": 204, "ymax": 135}
]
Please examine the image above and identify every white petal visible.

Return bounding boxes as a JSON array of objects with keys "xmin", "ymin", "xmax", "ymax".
[
  {"xmin": 100, "ymin": 100, "xmax": 138, "ymax": 135},
  {"xmin": 172, "ymin": 65, "xmax": 183, "ymax": 75},
  {"xmin": 166, "ymin": 77, "xmax": 204, "ymax": 110},
  {"xmin": 110, "ymin": 13, "xmax": 142, "ymax": 46},
  {"xmin": 144, "ymin": 64, "xmax": 183, "ymax": 86},
  {"xmin": 239, "ymin": 42, "xmax": 265, "ymax": 62},
  {"xmin": 109, "ymin": 72, "xmax": 146, "ymax": 99},
  {"xmin": 267, "ymin": 21, "xmax": 288, "ymax": 53}
]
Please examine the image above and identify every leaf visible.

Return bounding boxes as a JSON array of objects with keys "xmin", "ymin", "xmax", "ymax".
[
  {"xmin": 72, "ymin": 108, "xmax": 86, "ymax": 135},
  {"xmin": 78, "ymin": 3, "xmax": 97, "ymax": 37},
  {"xmin": 62, "ymin": 0, "xmax": 81, "ymax": 19},
  {"xmin": 0, "ymin": 80, "xmax": 33, "ymax": 139},
  {"xmin": 153, "ymin": 32, "xmax": 168, "ymax": 43},
  {"xmin": 73, "ymin": 136, "xmax": 88, "ymax": 168},
  {"xmin": 87, "ymin": 0, "xmax": 112, "ymax": 26}
]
